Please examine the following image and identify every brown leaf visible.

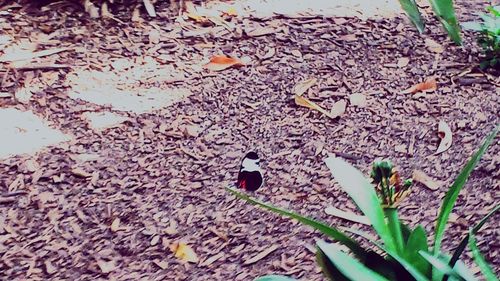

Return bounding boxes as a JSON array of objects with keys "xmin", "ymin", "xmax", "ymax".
[
  {"xmin": 397, "ymin": 57, "xmax": 410, "ymax": 68},
  {"xmin": 402, "ymin": 78, "xmax": 437, "ymax": 94},
  {"xmin": 148, "ymin": 29, "xmax": 161, "ymax": 45},
  {"xmin": 293, "ymin": 78, "xmax": 317, "ymax": 96},
  {"xmin": 143, "ymin": 0, "xmax": 156, "ymax": 17},
  {"xmin": 330, "ymin": 100, "xmax": 347, "ymax": 118},
  {"xmin": 170, "ymin": 242, "xmax": 199, "ymax": 263},
  {"xmin": 349, "ymin": 93, "xmax": 367, "ymax": 107},
  {"xmin": 412, "ymin": 170, "xmax": 441, "ymax": 190},
  {"xmin": 96, "ymin": 259, "xmax": 116, "ymax": 274},
  {"xmin": 435, "ymin": 121, "xmax": 452, "ymax": 154},
  {"xmin": 204, "ymin": 55, "xmax": 245, "ymax": 71},
  {"xmin": 110, "ymin": 218, "xmax": 120, "ymax": 232},
  {"xmin": 294, "ymin": 95, "xmax": 333, "ymax": 118},
  {"xmin": 243, "ymin": 245, "xmax": 278, "ymax": 265},
  {"xmin": 153, "ymin": 259, "xmax": 169, "ymax": 270},
  {"xmin": 425, "ymin": 38, "xmax": 444, "ymax": 53}
]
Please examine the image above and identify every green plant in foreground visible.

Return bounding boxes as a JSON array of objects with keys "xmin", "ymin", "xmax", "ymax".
[
  {"xmin": 227, "ymin": 124, "xmax": 499, "ymax": 281},
  {"xmin": 463, "ymin": 6, "xmax": 500, "ymax": 69},
  {"xmin": 398, "ymin": 0, "xmax": 462, "ymax": 45}
]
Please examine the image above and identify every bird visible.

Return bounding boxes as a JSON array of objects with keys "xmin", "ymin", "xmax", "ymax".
[{"xmin": 236, "ymin": 151, "xmax": 264, "ymax": 191}]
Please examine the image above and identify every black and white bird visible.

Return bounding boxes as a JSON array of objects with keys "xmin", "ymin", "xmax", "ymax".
[{"xmin": 236, "ymin": 152, "xmax": 264, "ymax": 192}]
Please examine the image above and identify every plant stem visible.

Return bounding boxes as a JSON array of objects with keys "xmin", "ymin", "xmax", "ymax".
[{"xmin": 385, "ymin": 207, "xmax": 404, "ymax": 255}]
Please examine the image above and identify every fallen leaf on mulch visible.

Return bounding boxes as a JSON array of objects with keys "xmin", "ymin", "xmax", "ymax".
[
  {"xmin": 204, "ymin": 55, "xmax": 246, "ymax": 71},
  {"xmin": 243, "ymin": 244, "xmax": 278, "ymax": 265},
  {"xmin": 293, "ymin": 78, "xmax": 334, "ymax": 118},
  {"xmin": 330, "ymin": 100, "xmax": 347, "ymax": 118},
  {"xmin": 412, "ymin": 170, "xmax": 441, "ymax": 190},
  {"xmin": 171, "ymin": 242, "xmax": 199, "ymax": 263},
  {"xmin": 397, "ymin": 57, "xmax": 410, "ymax": 68},
  {"xmin": 96, "ymin": 259, "xmax": 116, "ymax": 274},
  {"xmin": 295, "ymin": 95, "xmax": 333, "ymax": 118},
  {"xmin": 153, "ymin": 259, "xmax": 169, "ymax": 270},
  {"xmin": 349, "ymin": 93, "xmax": 367, "ymax": 107},
  {"xmin": 110, "ymin": 218, "xmax": 120, "ymax": 232},
  {"xmin": 0, "ymin": 47, "xmax": 71, "ymax": 63},
  {"xmin": 402, "ymin": 78, "xmax": 437, "ymax": 94},
  {"xmin": 435, "ymin": 121, "xmax": 452, "ymax": 154},
  {"xmin": 324, "ymin": 206, "xmax": 370, "ymax": 225},
  {"xmin": 425, "ymin": 38, "xmax": 444, "ymax": 53},
  {"xmin": 293, "ymin": 78, "xmax": 317, "ymax": 96}
]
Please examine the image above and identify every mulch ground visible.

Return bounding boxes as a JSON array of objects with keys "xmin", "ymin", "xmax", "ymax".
[{"xmin": 0, "ymin": 0, "xmax": 498, "ymax": 280}]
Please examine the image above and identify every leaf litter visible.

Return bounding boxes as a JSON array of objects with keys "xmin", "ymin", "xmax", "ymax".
[{"xmin": 0, "ymin": 1, "xmax": 498, "ymax": 280}]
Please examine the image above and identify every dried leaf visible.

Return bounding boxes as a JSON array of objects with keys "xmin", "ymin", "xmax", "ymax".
[
  {"xmin": 425, "ymin": 38, "xmax": 444, "ymax": 53},
  {"xmin": 324, "ymin": 206, "xmax": 370, "ymax": 225},
  {"xmin": 44, "ymin": 260, "xmax": 57, "ymax": 275},
  {"xmin": 330, "ymin": 100, "xmax": 347, "ymax": 118},
  {"xmin": 204, "ymin": 55, "xmax": 245, "ymax": 71},
  {"xmin": 14, "ymin": 87, "xmax": 33, "ymax": 104},
  {"xmin": 151, "ymin": 235, "xmax": 160, "ymax": 246},
  {"xmin": 171, "ymin": 242, "xmax": 199, "ymax": 263},
  {"xmin": 349, "ymin": 93, "xmax": 367, "ymax": 107},
  {"xmin": 143, "ymin": 0, "xmax": 156, "ymax": 17},
  {"xmin": 153, "ymin": 259, "xmax": 169, "ymax": 270},
  {"xmin": 148, "ymin": 29, "xmax": 161, "ymax": 45},
  {"xmin": 84, "ymin": 0, "xmax": 99, "ymax": 18},
  {"xmin": 0, "ymin": 47, "xmax": 71, "ymax": 63},
  {"xmin": 294, "ymin": 95, "xmax": 333, "ymax": 118},
  {"xmin": 412, "ymin": 170, "xmax": 441, "ymax": 190},
  {"xmin": 96, "ymin": 259, "xmax": 116, "ymax": 274},
  {"xmin": 397, "ymin": 57, "xmax": 410, "ymax": 68},
  {"xmin": 243, "ymin": 245, "xmax": 278, "ymax": 265},
  {"xmin": 110, "ymin": 218, "xmax": 120, "ymax": 232},
  {"xmin": 402, "ymin": 78, "xmax": 437, "ymax": 94},
  {"xmin": 435, "ymin": 121, "xmax": 452, "ymax": 154},
  {"xmin": 293, "ymin": 78, "xmax": 317, "ymax": 96}
]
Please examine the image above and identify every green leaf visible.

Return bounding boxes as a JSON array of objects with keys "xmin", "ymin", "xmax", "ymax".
[
  {"xmin": 448, "ymin": 205, "xmax": 500, "ymax": 273},
  {"xmin": 462, "ymin": 22, "xmax": 484, "ymax": 32},
  {"xmin": 254, "ymin": 275, "xmax": 296, "ymax": 281},
  {"xmin": 398, "ymin": 0, "xmax": 425, "ymax": 32},
  {"xmin": 419, "ymin": 251, "xmax": 478, "ymax": 281},
  {"xmin": 404, "ymin": 226, "xmax": 431, "ymax": 276},
  {"xmin": 345, "ymin": 228, "xmax": 430, "ymax": 281},
  {"xmin": 317, "ymin": 246, "xmax": 350, "ymax": 281},
  {"xmin": 468, "ymin": 231, "xmax": 499, "ymax": 281},
  {"xmin": 324, "ymin": 157, "xmax": 397, "ymax": 253},
  {"xmin": 226, "ymin": 187, "xmax": 366, "ymax": 258},
  {"xmin": 316, "ymin": 240, "xmax": 391, "ymax": 281},
  {"xmin": 433, "ymin": 125, "xmax": 499, "ymax": 256},
  {"xmin": 428, "ymin": 0, "xmax": 462, "ymax": 44}
]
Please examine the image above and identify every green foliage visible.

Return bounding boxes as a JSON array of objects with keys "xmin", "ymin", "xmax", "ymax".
[
  {"xmin": 398, "ymin": 0, "xmax": 462, "ymax": 44},
  {"xmin": 229, "ymin": 124, "xmax": 499, "ymax": 281},
  {"xmin": 463, "ymin": 6, "xmax": 500, "ymax": 69},
  {"xmin": 468, "ymin": 231, "xmax": 499, "ymax": 281}
]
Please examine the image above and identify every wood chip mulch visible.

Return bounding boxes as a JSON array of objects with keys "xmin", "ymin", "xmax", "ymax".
[{"xmin": 0, "ymin": 0, "xmax": 498, "ymax": 280}]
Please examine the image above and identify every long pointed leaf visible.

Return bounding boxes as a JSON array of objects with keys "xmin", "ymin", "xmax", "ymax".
[
  {"xmin": 428, "ymin": 0, "xmax": 462, "ymax": 44},
  {"xmin": 344, "ymin": 228, "xmax": 430, "ymax": 281},
  {"xmin": 419, "ymin": 251, "xmax": 478, "ymax": 281},
  {"xmin": 317, "ymin": 240, "xmax": 391, "ymax": 281},
  {"xmin": 447, "ymin": 204, "xmax": 500, "ymax": 276},
  {"xmin": 317, "ymin": 246, "xmax": 350, "ymax": 281},
  {"xmin": 325, "ymin": 157, "xmax": 397, "ymax": 253},
  {"xmin": 405, "ymin": 226, "xmax": 431, "ymax": 276},
  {"xmin": 398, "ymin": 0, "xmax": 425, "ymax": 32},
  {"xmin": 226, "ymin": 187, "xmax": 366, "ymax": 258},
  {"xmin": 433, "ymin": 125, "xmax": 499, "ymax": 255},
  {"xmin": 468, "ymin": 231, "xmax": 499, "ymax": 281}
]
